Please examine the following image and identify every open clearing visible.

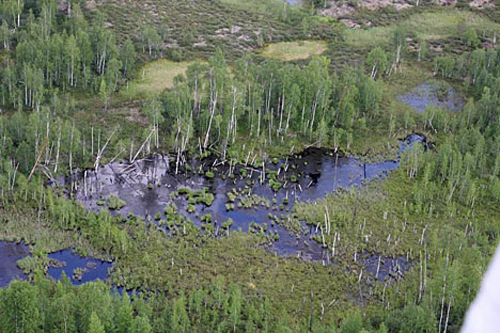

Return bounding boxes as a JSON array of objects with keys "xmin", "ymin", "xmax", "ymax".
[
  {"xmin": 126, "ymin": 59, "xmax": 195, "ymax": 96},
  {"xmin": 260, "ymin": 40, "xmax": 327, "ymax": 61},
  {"xmin": 344, "ymin": 10, "xmax": 500, "ymax": 48}
]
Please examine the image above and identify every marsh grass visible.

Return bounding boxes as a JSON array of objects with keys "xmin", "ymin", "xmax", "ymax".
[
  {"xmin": 125, "ymin": 59, "xmax": 197, "ymax": 96},
  {"xmin": 0, "ymin": 207, "xmax": 102, "ymax": 257},
  {"xmin": 260, "ymin": 40, "xmax": 328, "ymax": 60},
  {"xmin": 344, "ymin": 10, "xmax": 500, "ymax": 48}
]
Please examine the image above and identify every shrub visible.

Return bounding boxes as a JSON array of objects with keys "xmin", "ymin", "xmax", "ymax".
[
  {"xmin": 187, "ymin": 204, "xmax": 196, "ymax": 213},
  {"xmin": 108, "ymin": 196, "xmax": 126, "ymax": 210}
]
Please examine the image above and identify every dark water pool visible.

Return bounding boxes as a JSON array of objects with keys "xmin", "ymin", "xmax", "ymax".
[
  {"xmin": 60, "ymin": 134, "xmax": 425, "ymax": 266},
  {"xmin": 47, "ymin": 249, "xmax": 112, "ymax": 286},
  {"xmin": 0, "ymin": 242, "xmax": 114, "ymax": 288},
  {"xmin": 0, "ymin": 241, "xmax": 29, "ymax": 288},
  {"xmin": 1, "ymin": 136, "xmax": 424, "ymax": 288},
  {"xmin": 398, "ymin": 82, "xmax": 463, "ymax": 113},
  {"xmin": 361, "ymin": 253, "xmax": 411, "ymax": 283}
]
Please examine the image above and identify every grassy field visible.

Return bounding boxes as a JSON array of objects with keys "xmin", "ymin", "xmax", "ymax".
[
  {"xmin": 344, "ymin": 9, "xmax": 500, "ymax": 48},
  {"xmin": 124, "ymin": 59, "xmax": 196, "ymax": 96},
  {"xmin": 260, "ymin": 40, "xmax": 328, "ymax": 60}
]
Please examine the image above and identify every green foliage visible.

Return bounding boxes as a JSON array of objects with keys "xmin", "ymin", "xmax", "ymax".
[
  {"xmin": 88, "ymin": 312, "xmax": 106, "ymax": 333},
  {"xmin": 0, "ymin": 281, "xmax": 41, "ymax": 332},
  {"xmin": 227, "ymin": 192, "xmax": 236, "ymax": 202},
  {"xmin": 2, "ymin": 3, "xmax": 500, "ymax": 333},
  {"xmin": 178, "ymin": 188, "xmax": 191, "ymax": 195},
  {"xmin": 366, "ymin": 47, "xmax": 388, "ymax": 78},
  {"xmin": 339, "ymin": 311, "xmax": 363, "ymax": 333},
  {"xmin": 131, "ymin": 316, "xmax": 152, "ymax": 333},
  {"xmin": 186, "ymin": 204, "xmax": 196, "ymax": 213},
  {"xmin": 108, "ymin": 195, "xmax": 126, "ymax": 210},
  {"xmin": 222, "ymin": 218, "xmax": 233, "ymax": 229},
  {"xmin": 397, "ymin": 304, "xmax": 437, "ymax": 333},
  {"xmin": 269, "ymin": 179, "xmax": 282, "ymax": 192},
  {"xmin": 463, "ymin": 26, "xmax": 479, "ymax": 49}
]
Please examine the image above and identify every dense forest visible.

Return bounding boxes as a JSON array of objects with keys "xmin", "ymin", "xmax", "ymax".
[{"xmin": 1, "ymin": 0, "xmax": 500, "ymax": 332}]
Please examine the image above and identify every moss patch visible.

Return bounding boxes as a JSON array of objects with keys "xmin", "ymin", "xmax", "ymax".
[
  {"xmin": 125, "ymin": 59, "xmax": 197, "ymax": 96},
  {"xmin": 260, "ymin": 40, "xmax": 327, "ymax": 61}
]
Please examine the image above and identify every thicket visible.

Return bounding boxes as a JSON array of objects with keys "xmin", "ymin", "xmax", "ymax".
[{"xmin": 0, "ymin": 0, "xmax": 383, "ymax": 176}]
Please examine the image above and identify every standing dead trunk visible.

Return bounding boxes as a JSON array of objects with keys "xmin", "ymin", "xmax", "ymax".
[
  {"xmin": 444, "ymin": 295, "xmax": 453, "ymax": 333},
  {"xmin": 438, "ymin": 252, "xmax": 450, "ymax": 333},
  {"xmin": 94, "ymin": 129, "xmax": 116, "ymax": 170},
  {"xmin": 204, "ymin": 83, "xmax": 218, "ymax": 149},
  {"xmin": 69, "ymin": 122, "xmax": 75, "ymax": 174},
  {"xmin": 54, "ymin": 125, "xmax": 62, "ymax": 173},
  {"xmin": 278, "ymin": 88, "xmax": 285, "ymax": 136},
  {"xmin": 309, "ymin": 89, "xmax": 320, "ymax": 137}
]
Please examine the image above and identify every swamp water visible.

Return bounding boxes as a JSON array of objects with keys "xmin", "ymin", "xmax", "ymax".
[
  {"xmin": 0, "ymin": 241, "xmax": 29, "ymax": 287},
  {"xmin": 47, "ymin": 249, "xmax": 112, "ymax": 286},
  {"xmin": 0, "ymin": 243, "xmax": 114, "ymax": 288},
  {"xmin": 61, "ymin": 135, "xmax": 425, "ymax": 275},
  {"xmin": 398, "ymin": 81, "xmax": 463, "ymax": 113},
  {"xmin": 1, "ymin": 135, "xmax": 425, "ymax": 287}
]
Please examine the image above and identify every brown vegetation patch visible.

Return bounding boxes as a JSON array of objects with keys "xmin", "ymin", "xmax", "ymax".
[
  {"xmin": 339, "ymin": 18, "xmax": 373, "ymax": 29},
  {"xmin": 319, "ymin": 0, "xmax": 412, "ymax": 17},
  {"xmin": 339, "ymin": 18, "xmax": 362, "ymax": 29},
  {"xmin": 121, "ymin": 107, "xmax": 149, "ymax": 125},
  {"xmin": 429, "ymin": 43, "xmax": 444, "ymax": 52},
  {"xmin": 85, "ymin": 0, "xmax": 97, "ymax": 10},
  {"xmin": 436, "ymin": 0, "xmax": 456, "ymax": 6},
  {"xmin": 231, "ymin": 25, "xmax": 242, "ymax": 34},
  {"xmin": 319, "ymin": 0, "xmax": 494, "ymax": 17},
  {"xmin": 362, "ymin": 0, "xmax": 412, "ymax": 10},
  {"xmin": 318, "ymin": 3, "xmax": 357, "ymax": 17},
  {"xmin": 469, "ymin": 0, "xmax": 495, "ymax": 9}
]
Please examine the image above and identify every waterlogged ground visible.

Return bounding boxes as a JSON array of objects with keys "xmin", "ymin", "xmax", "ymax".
[
  {"xmin": 48, "ymin": 249, "xmax": 112, "ymax": 286},
  {"xmin": 398, "ymin": 81, "xmax": 464, "ymax": 113},
  {"xmin": 0, "ymin": 241, "xmax": 29, "ymax": 287},
  {"xmin": 0, "ymin": 243, "xmax": 114, "ymax": 288},
  {"xmin": 361, "ymin": 253, "xmax": 411, "ymax": 283},
  {"xmin": 1, "ymin": 136, "xmax": 424, "ymax": 288},
  {"xmin": 63, "ymin": 135, "xmax": 425, "ymax": 265}
]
